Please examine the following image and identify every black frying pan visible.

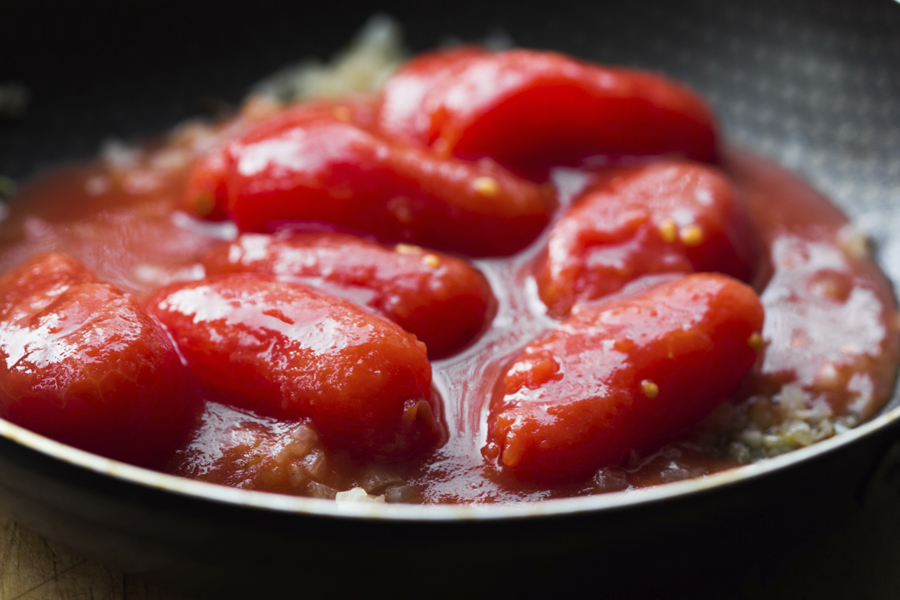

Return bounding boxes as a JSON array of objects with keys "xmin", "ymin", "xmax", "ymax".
[{"xmin": 2, "ymin": 0, "xmax": 900, "ymax": 598}]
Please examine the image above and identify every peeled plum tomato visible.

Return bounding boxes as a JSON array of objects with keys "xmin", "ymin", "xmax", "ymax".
[
  {"xmin": 754, "ymin": 235, "xmax": 900, "ymax": 418},
  {"xmin": 0, "ymin": 253, "xmax": 191, "ymax": 467},
  {"xmin": 725, "ymin": 151, "xmax": 900, "ymax": 421},
  {"xmin": 146, "ymin": 274, "xmax": 440, "ymax": 459},
  {"xmin": 202, "ymin": 232, "xmax": 495, "ymax": 358},
  {"xmin": 538, "ymin": 161, "xmax": 758, "ymax": 317},
  {"xmin": 375, "ymin": 48, "xmax": 718, "ymax": 180},
  {"xmin": 485, "ymin": 274, "xmax": 764, "ymax": 480},
  {"xmin": 224, "ymin": 108, "xmax": 554, "ymax": 257},
  {"xmin": 180, "ymin": 100, "xmax": 377, "ymax": 221}
]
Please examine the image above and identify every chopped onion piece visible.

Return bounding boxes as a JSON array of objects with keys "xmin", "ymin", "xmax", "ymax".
[{"xmin": 335, "ymin": 487, "xmax": 386, "ymax": 503}]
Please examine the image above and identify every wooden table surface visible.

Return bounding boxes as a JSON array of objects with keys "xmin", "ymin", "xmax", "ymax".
[{"xmin": 0, "ymin": 513, "xmax": 172, "ymax": 600}]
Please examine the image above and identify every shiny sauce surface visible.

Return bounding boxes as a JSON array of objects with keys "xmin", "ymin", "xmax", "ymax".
[{"xmin": 1, "ymin": 136, "xmax": 897, "ymax": 503}]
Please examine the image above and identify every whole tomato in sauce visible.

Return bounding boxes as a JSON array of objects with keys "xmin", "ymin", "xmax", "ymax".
[
  {"xmin": 182, "ymin": 103, "xmax": 555, "ymax": 257},
  {"xmin": 202, "ymin": 232, "xmax": 495, "ymax": 358},
  {"xmin": 181, "ymin": 101, "xmax": 377, "ymax": 221},
  {"xmin": 0, "ymin": 253, "xmax": 193, "ymax": 467},
  {"xmin": 538, "ymin": 161, "xmax": 758, "ymax": 317},
  {"xmin": 485, "ymin": 274, "xmax": 764, "ymax": 481},
  {"xmin": 754, "ymin": 235, "xmax": 899, "ymax": 418},
  {"xmin": 147, "ymin": 274, "xmax": 441, "ymax": 459},
  {"xmin": 376, "ymin": 48, "xmax": 719, "ymax": 179}
]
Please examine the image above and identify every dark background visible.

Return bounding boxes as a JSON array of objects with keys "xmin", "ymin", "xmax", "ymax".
[{"xmin": 2, "ymin": 0, "xmax": 899, "ymax": 209}]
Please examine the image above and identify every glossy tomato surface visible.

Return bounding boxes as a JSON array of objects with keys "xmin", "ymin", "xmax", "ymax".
[
  {"xmin": 376, "ymin": 48, "xmax": 718, "ymax": 179},
  {"xmin": 213, "ymin": 109, "xmax": 555, "ymax": 256},
  {"xmin": 147, "ymin": 274, "xmax": 440, "ymax": 459},
  {"xmin": 486, "ymin": 274, "xmax": 764, "ymax": 480},
  {"xmin": 202, "ymin": 232, "xmax": 495, "ymax": 358},
  {"xmin": 538, "ymin": 161, "xmax": 758, "ymax": 317},
  {"xmin": 0, "ymin": 253, "xmax": 193, "ymax": 467}
]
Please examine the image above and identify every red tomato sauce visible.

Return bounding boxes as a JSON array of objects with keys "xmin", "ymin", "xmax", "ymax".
[{"xmin": 0, "ymin": 53, "xmax": 898, "ymax": 503}]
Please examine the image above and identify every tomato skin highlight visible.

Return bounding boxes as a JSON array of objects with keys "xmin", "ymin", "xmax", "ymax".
[
  {"xmin": 202, "ymin": 232, "xmax": 495, "ymax": 359},
  {"xmin": 538, "ymin": 161, "xmax": 758, "ymax": 318},
  {"xmin": 0, "ymin": 253, "xmax": 193, "ymax": 467},
  {"xmin": 146, "ymin": 274, "xmax": 440, "ymax": 459},
  {"xmin": 180, "ymin": 100, "xmax": 376, "ymax": 221},
  {"xmin": 486, "ymin": 273, "xmax": 764, "ymax": 481},
  {"xmin": 224, "ymin": 111, "xmax": 553, "ymax": 257},
  {"xmin": 180, "ymin": 99, "xmax": 554, "ymax": 256},
  {"xmin": 376, "ymin": 48, "xmax": 719, "ymax": 180}
]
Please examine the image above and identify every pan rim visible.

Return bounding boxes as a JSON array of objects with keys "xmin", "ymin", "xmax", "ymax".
[{"xmin": 1, "ymin": 398, "xmax": 897, "ymax": 523}]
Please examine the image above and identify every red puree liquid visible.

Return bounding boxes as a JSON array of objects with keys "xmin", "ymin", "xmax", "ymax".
[
  {"xmin": 1, "ymin": 49, "xmax": 897, "ymax": 503},
  {"xmin": 1, "ymin": 140, "xmax": 897, "ymax": 503}
]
